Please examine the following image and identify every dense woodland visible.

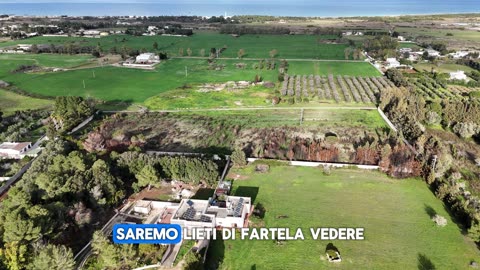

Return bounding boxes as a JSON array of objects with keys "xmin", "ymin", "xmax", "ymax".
[
  {"xmin": 0, "ymin": 139, "xmax": 220, "ymax": 269},
  {"xmin": 49, "ymin": 96, "xmax": 94, "ymax": 136}
]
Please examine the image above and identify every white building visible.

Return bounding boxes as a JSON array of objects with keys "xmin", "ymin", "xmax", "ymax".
[
  {"xmin": 426, "ymin": 49, "xmax": 440, "ymax": 57},
  {"xmin": 449, "ymin": 70, "xmax": 468, "ymax": 81},
  {"xmin": 17, "ymin": 44, "xmax": 32, "ymax": 51},
  {"xmin": 147, "ymin": 26, "xmax": 158, "ymax": 32},
  {"xmin": 0, "ymin": 142, "xmax": 32, "ymax": 159},
  {"xmin": 135, "ymin": 53, "xmax": 160, "ymax": 64},
  {"xmin": 397, "ymin": 36, "xmax": 406, "ymax": 41},
  {"xmin": 83, "ymin": 30, "xmax": 100, "ymax": 36},
  {"xmin": 385, "ymin": 58, "xmax": 401, "ymax": 69},
  {"xmin": 449, "ymin": 51, "xmax": 471, "ymax": 59}
]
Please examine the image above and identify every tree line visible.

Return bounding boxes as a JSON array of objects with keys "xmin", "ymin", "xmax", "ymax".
[{"xmin": 379, "ymin": 81, "xmax": 480, "ymax": 245}]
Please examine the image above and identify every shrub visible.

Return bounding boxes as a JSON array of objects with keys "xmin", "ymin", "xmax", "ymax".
[{"xmin": 231, "ymin": 148, "xmax": 247, "ymax": 167}]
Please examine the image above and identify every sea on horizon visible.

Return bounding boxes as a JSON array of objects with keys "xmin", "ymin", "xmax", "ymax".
[{"xmin": 0, "ymin": 1, "xmax": 479, "ymax": 17}]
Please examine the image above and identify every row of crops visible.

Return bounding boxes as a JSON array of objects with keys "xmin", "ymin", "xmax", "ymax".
[
  {"xmin": 280, "ymin": 74, "xmax": 394, "ymax": 103},
  {"xmin": 410, "ymin": 75, "xmax": 462, "ymax": 100}
]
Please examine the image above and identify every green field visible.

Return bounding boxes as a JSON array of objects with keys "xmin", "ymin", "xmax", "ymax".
[
  {"xmin": 398, "ymin": 42, "xmax": 422, "ymax": 50},
  {"xmin": 0, "ymin": 53, "xmax": 94, "ymax": 68},
  {"xmin": 0, "ymin": 33, "xmax": 352, "ymax": 60},
  {"xmin": 206, "ymin": 166, "xmax": 479, "ymax": 270},
  {"xmin": 287, "ymin": 61, "xmax": 380, "ymax": 76},
  {"xmin": 1, "ymin": 57, "xmax": 379, "ymax": 106},
  {"xmin": 1, "ymin": 59, "xmax": 279, "ymax": 103},
  {"xmin": 0, "ymin": 89, "xmax": 53, "ymax": 115}
]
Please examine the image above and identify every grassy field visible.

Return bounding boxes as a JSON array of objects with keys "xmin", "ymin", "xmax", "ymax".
[
  {"xmin": 396, "ymin": 27, "xmax": 480, "ymax": 43},
  {"xmin": 414, "ymin": 63, "xmax": 476, "ymax": 74},
  {"xmin": 2, "ymin": 58, "xmax": 278, "ymax": 103},
  {"xmin": 206, "ymin": 166, "xmax": 480, "ymax": 270},
  {"xmin": 398, "ymin": 42, "xmax": 422, "ymax": 50},
  {"xmin": 287, "ymin": 61, "xmax": 380, "ymax": 76},
  {"xmin": 0, "ymin": 89, "xmax": 53, "ymax": 115},
  {"xmin": 0, "ymin": 33, "xmax": 352, "ymax": 60},
  {"xmin": 1, "ymin": 57, "xmax": 380, "ymax": 106},
  {"xmin": 0, "ymin": 53, "xmax": 94, "ymax": 68},
  {"xmin": 173, "ymin": 108, "xmax": 386, "ymax": 129}
]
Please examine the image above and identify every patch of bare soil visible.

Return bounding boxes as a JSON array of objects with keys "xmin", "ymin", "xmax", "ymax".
[{"xmin": 227, "ymin": 172, "xmax": 250, "ymax": 180}]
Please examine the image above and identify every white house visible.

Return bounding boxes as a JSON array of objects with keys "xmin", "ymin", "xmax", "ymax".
[
  {"xmin": 135, "ymin": 53, "xmax": 160, "ymax": 64},
  {"xmin": 147, "ymin": 26, "xmax": 158, "ymax": 32},
  {"xmin": 385, "ymin": 58, "xmax": 401, "ymax": 69},
  {"xmin": 17, "ymin": 44, "xmax": 32, "ymax": 51},
  {"xmin": 0, "ymin": 142, "xmax": 32, "ymax": 159},
  {"xmin": 170, "ymin": 196, "xmax": 251, "ymax": 229},
  {"xmin": 426, "ymin": 49, "xmax": 440, "ymax": 57},
  {"xmin": 397, "ymin": 36, "xmax": 406, "ymax": 41},
  {"xmin": 449, "ymin": 70, "xmax": 468, "ymax": 81}
]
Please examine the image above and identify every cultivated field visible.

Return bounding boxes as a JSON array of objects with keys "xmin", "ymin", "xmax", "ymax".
[
  {"xmin": 0, "ymin": 33, "xmax": 352, "ymax": 60},
  {"xmin": 206, "ymin": 165, "xmax": 480, "ymax": 270},
  {"xmin": 279, "ymin": 74, "xmax": 390, "ymax": 103}
]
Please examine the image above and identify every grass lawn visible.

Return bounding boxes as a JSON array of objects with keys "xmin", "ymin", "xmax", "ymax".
[
  {"xmin": 206, "ymin": 166, "xmax": 480, "ymax": 270},
  {"xmin": 0, "ymin": 33, "xmax": 351, "ymax": 60},
  {"xmin": 0, "ymin": 53, "xmax": 94, "ymax": 68},
  {"xmin": 0, "ymin": 89, "xmax": 53, "ymax": 115},
  {"xmin": 287, "ymin": 61, "xmax": 381, "ymax": 77},
  {"xmin": 414, "ymin": 63, "xmax": 476, "ymax": 74}
]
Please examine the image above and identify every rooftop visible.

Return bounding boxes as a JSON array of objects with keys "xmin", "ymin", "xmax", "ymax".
[{"xmin": 0, "ymin": 142, "xmax": 32, "ymax": 151}]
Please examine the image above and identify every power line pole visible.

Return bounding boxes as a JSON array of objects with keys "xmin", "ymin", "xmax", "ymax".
[
  {"xmin": 92, "ymin": 70, "xmax": 95, "ymax": 78},
  {"xmin": 185, "ymin": 66, "xmax": 188, "ymax": 77},
  {"xmin": 83, "ymin": 80, "xmax": 85, "ymax": 89}
]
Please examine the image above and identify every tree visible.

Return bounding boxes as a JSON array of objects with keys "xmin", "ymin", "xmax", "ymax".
[
  {"xmin": 186, "ymin": 48, "xmax": 192, "ymax": 57},
  {"xmin": 30, "ymin": 244, "xmax": 75, "ymax": 270},
  {"xmin": 231, "ymin": 148, "xmax": 247, "ymax": 167},
  {"xmin": 237, "ymin": 48, "xmax": 245, "ymax": 59},
  {"xmin": 91, "ymin": 231, "xmax": 120, "ymax": 269},
  {"xmin": 269, "ymin": 49, "xmax": 278, "ymax": 58},
  {"xmin": 178, "ymin": 48, "xmax": 184, "ymax": 56},
  {"xmin": 199, "ymin": 48, "xmax": 205, "ymax": 57},
  {"xmin": 3, "ymin": 210, "xmax": 41, "ymax": 243},
  {"xmin": 135, "ymin": 164, "xmax": 160, "ymax": 190},
  {"xmin": 0, "ymin": 242, "xmax": 28, "ymax": 270},
  {"xmin": 31, "ymin": 44, "xmax": 39, "ymax": 54},
  {"xmin": 182, "ymin": 251, "xmax": 203, "ymax": 270},
  {"xmin": 153, "ymin": 41, "xmax": 158, "ymax": 50},
  {"xmin": 469, "ymin": 222, "xmax": 480, "ymax": 242},
  {"xmin": 385, "ymin": 69, "xmax": 409, "ymax": 87},
  {"xmin": 344, "ymin": 47, "xmax": 352, "ymax": 60}
]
